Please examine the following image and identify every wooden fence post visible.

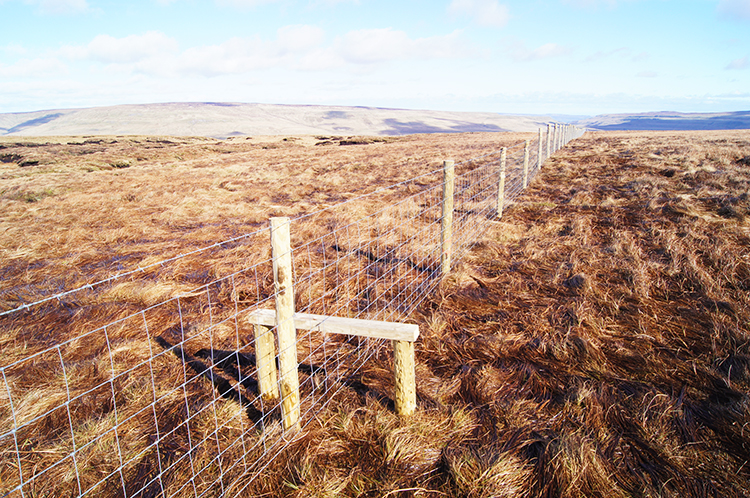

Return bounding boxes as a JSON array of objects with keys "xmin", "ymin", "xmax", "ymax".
[
  {"xmin": 270, "ymin": 217, "xmax": 300, "ymax": 432},
  {"xmin": 440, "ymin": 160, "xmax": 455, "ymax": 275},
  {"xmin": 537, "ymin": 128, "xmax": 543, "ymax": 170},
  {"xmin": 496, "ymin": 147, "xmax": 507, "ymax": 218},
  {"xmin": 553, "ymin": 124, "xmax": 558, "ymax": 153},
  {"xmin": 546, "ymin": 124, "xmax": 551, "ymax": 160},
  {"xmin": 393, "ymin": 339, "xmax": 416, "ymax": 416},
  {"xmin": 253, "ymin": 323, "xmax": 279, "ymax": 405},
  {"xmin": 522, "ymin": 140, "xmax": 530, "ymax": 189}
]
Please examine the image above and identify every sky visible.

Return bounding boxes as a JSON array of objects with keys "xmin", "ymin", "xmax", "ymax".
[{"xmin": 0, "ymin": 0, "xmax": 749, "ymax": 116}]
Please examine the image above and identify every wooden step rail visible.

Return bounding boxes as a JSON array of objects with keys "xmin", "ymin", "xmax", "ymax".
[{"xmin": 245, "ymin": 309, "xmax": 419, "ymax": 420}]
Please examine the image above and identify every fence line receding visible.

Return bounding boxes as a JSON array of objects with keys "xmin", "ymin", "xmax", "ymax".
[{"xmin": 0, "ymin": 124, "xmax": 584, "ymax": 497}]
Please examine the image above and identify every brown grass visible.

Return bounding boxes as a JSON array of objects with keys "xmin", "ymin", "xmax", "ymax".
[{"xmin": 2, "ymin": 130, "xmax": 750, "ymax": 497}]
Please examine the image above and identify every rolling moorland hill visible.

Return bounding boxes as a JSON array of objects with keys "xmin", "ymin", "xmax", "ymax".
[
  {"xmin": 3, "ymin": 104, "xmax": 749, "ymax": 138},
  {"xmin": 0, "ymin": 102, "xmax": 552, "ymax": 138},
  {"xmin": 574, "ymin": 110, "xmax": 750, "ymax": 131},
  {"xmin": 0, "ymin": 129, "xmax": 749, "ymax": 496}
]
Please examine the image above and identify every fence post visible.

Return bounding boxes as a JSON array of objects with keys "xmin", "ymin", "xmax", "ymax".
[
  {"xmin": 560, "ymin": 124, "xmax": 564, "ymax": 148},
  {"xmin": 393, "ymin": 339, "xmax": 416, "ymax": 416},
  {"xmin": 270, "ymin": 216, "xmax": 300, "ymax": 432},
  {"xmin": 537, "ymin": 128, "xmax": 543, "ymax": 170},
  {"xmin": 554, "ymin": 124, "xmax": 558, "ymax": 153},
  {"xmin": 440, "ymin": 160, "xmax": 455, "ymax": 275},
  {"xmin": 496, "ymin": 147, "xmax": 507, "ymax": 218},
  {"xmin": 546, "ymin": 124, "xmax": 551, "ymax": 160},
  {"xmin": 253, "ymin": 324, "xmax": 279, "ymax": 405},
  {"xmin": 522, "ymin": 139, "xmax": 530, "ymax": 189}
]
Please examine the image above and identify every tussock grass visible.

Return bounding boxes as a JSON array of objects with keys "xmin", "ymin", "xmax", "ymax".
[{"xmin": 2, "ymin": 130, "xmax": 750, "ymax": 496}]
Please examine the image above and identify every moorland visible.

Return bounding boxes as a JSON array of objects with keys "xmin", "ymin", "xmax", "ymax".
[{"xmin": 1, "ymin": 129, "xmax": 750, "ymax": 497}]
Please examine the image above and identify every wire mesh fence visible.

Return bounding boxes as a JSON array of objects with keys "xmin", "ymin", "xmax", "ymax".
[{"xmin": 0, "ymin": 125, "xmax": 584, "ymax": 497}]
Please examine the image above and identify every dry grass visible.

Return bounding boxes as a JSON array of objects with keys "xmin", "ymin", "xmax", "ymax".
[{"xmin": 2, "ymin": 129, "xmax": 750, "ymax": 497}]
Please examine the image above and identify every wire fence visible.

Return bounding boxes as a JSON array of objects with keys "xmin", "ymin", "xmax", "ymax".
[{"xmin": 0, "ymin": 124, "xmax": 584, "ymax": 497}]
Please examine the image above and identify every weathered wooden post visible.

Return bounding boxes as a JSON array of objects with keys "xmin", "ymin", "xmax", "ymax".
[
  {"xmin": 537, "ymin": 128, "xmax": 543, "ymax": 170},
  {"xmin": 560, "ymin": 124, "xmax": 565, "ymax": 148},
  {"xmin": 253, "ymin": 323, "xmax": 279, "ymax": 405},
  {"xmin": 440, "ymin": 160, "xmax": 455, "ymax": 275},
  {"xmin": 522, "ymin": 140, "xmax": 530, "ymax": 189},
  {"xmin": 393, "ymin": 339, "xmax": 416, "ymax": 416},
  {"xmin": 270, "ymin": 217, "xmax": 300, "ymax": 432},
  {"xmin": 553, "ymin": 124, "xmax": 558, "ymax": 153},
  {"xmin": 496, "ymin": 147, "xmax": 507, "ymax": 218},
  {"xmin": 546, "ymin": 124, "xmax": 551, "ymax": 160}
]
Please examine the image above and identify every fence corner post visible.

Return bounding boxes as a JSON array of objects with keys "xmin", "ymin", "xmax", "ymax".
[
  {"xmin": 270, "ymin": 216, "xmax": 300, "ymax": 432},
  {"xmin": 440, "ymin": 160, "xmax": 455, "ymax": 275},
  {"xmin": 546, "ymin": 124, "xmax": 551, "ymax": 160},
  {"xmin": 496, "ymin": 147, "xmax": 507, "ymax": 218},
  {"xmin": 393, "ymin": 339, "xmax": 416, "ymax": 417}
]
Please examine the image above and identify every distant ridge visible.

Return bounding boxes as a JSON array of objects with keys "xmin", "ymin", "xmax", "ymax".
[
  {"xmin": 0, "ymin": 102, "xmax": 553, "ymax": 138},
  {"xmin": 574, "ymin": 110, "xmax": 750, "ymax": 131}
]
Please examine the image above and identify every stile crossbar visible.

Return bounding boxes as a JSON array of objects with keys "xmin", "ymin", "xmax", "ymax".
[{"xmin": 246, "ymin": 309, "xmax": 419, "ymax": 419}]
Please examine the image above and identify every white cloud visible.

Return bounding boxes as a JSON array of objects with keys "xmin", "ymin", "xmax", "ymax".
[
  {"xmin": 2, "ymin": 43, "xmax": 29, "ymax": 57},
  {"xmin": 718, "ymin": 0, "xmax": 750, "ymax": 20},
  {"xmin": 176, "ymin": 25, "xmax": 325, "ymax": 76},
  {"xmin": 23, "ymin": 0, "xmax": 88, "ymax": 14},
  {"xmin": 276, "ymin": 24, "xmax": 326, "ymax": 54},
  {"xmin": 636, "ymin": 70, "xmax": 657, "ymax": 77},
  {"xmin": 52, "ymin": 25, "xmax": 469, "ymax": 79},
  {"xmin": 726, "ymin": 56, "xmax": 749, "ymax": 70},
  {"xmin": 60, "ymin": 32, "xmax": 179, "ymax": 64},
  {"xmin": 585, "ymin": 47, "xmax": 629, "ymax": 62},
  {"xmin": 177, "ymin": 37, "xmax": 278, "ymax": 76},
  {"xmin": 585, "ymin": 47, "xmax": 649, "ymax": 62},
  {"xmin": 448, "ymin": 0, "xmax": 509, "ymax": 27},
  {"xmin": 0, "ymin": 57, "xmax": 68, "ymax": 77},
  {"xmin": 335, "ymin": 28, "xmax": 468, "ymax": 64},
  {"xmin": 509, "ymin": 41, "xmax": 571, "ymax": 61}
]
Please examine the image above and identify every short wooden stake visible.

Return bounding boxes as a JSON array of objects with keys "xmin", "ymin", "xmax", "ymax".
[
  {"xmin": 537, "ymin": 128, "xmax": 543, "ymax": 169},
  {"xmin": 270, "ymin": 217, "xmax": 300, "ymax": 432},
  {"xmin": 496, "ymin": 147, "xmax": 507, "ymax": 218},
  {"xmin": 253, "ymin": 323, "xmax": 279, "ymax": 404},
  {"xmin": 393, "ymin": 339, "xmax": 416, "ymax": 417},
  {"xmin": 522, "ymin": 140, "xmax": 530, "ymax": 189},
  {"xmin": 440, "ymin": 160, "xmax": 455, "ymax": 275}
]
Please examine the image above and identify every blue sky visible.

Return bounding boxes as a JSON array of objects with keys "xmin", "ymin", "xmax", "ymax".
[{"xmin": 1, "ymin": 0, "xmax": 749, "ymax": 116}]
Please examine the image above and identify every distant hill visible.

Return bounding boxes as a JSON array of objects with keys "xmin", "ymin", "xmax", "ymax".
[
  {"xmin": 574, "ymin": 111, "xmax": 750, "ymax": 131},
  {"xmin": 0, "ymin": 103, "xmax": 553, "ymax": 138}
]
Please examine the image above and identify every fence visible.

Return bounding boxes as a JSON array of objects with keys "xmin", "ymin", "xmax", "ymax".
[{"xmin": 0, "ymin": 124, "xmax": 584, "ymax": 497}]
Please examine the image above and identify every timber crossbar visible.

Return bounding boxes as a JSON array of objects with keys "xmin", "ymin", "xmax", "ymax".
[
  {"xmin": 246, "ymin": 307, "xmax": 419, "ymax": 427},
  {"xmin": 245, "ymin": 309, "xmax": 419, "ymax": 342}
]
